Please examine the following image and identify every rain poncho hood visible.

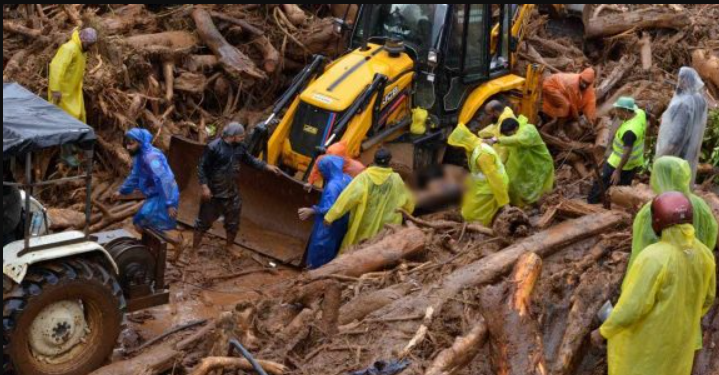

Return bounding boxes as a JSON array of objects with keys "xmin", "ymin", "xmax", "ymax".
[
  {"xmin": 498, "ymin": 118, "xmax": 555, "ymax": 206},
  {"xmin": 449, "ymin": 123, "xmax": 510, "ymax": 226},
  {"xmin": 325, "ymin": 166, "xmax": 414, "ymax": 251},
  {"xmin": 48, "ymin": 29, "xmax": 87, "ymax": 122},
  {"xmin": 656, "ymin": 67, "xmax": 708, "ymax": 183},
  {"xmin": 306, "ymin": 156, "xmax": 351, "ymax": 269},
  {"xmin": 120, "ymin": 128, "xmax": 180, "ymax": 231},
  {"xmin": 602, "ymin": 224, "xmax": 716, "ymax": 375},
  {"xmin": 629, "ymin": 156, "xmax": 718, "ymax": 270},
  {"xmin": 308, "ymin": 141, "xmax": 366, "ymax": 186},
  {"xmin": 478, "ymin": 107, "xmax": 515, "ymax": 163}
]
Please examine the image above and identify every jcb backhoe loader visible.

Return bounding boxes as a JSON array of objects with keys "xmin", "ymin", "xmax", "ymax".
[{"xmin": 170, "ymin": 4, "xmax": 584, "ymax": 266}]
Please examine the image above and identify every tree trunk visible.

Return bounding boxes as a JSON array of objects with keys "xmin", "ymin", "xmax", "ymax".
[
  {"xmin": 595, "ymin": 55, "xmax": 636, "ymax": 101},
  {"xmin": 308, "ymin": 227, "xmax": 427, "ymax": 280},
  {"xmin": 586, "ymin": 8, "xmax": 690, "ymax": 39},
  {"xmin": 189, "ymin": 357, "xmax": 287, "ymax": 375},
  {"xmin": 339, "ymin": 283, "xmax": 415, "ymax": 325},
  {"xmin": 123, "ymin": 31, "xmax": 199, "ymax": 50},
  {"xmin": 424, "ymin": 318, "xmax": 489, "ymax": 375},
  {"xmin": 481, "ymin": 253, "xmax": 547, "ymax": 375},
  {"xmin": 191, "ymin": 8, "xmax": 266, "ymax": 82}
]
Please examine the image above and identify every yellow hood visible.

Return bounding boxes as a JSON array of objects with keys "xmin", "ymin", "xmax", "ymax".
[
  {"xmin": 661, "ymin": 224, "xmax": 697, "ymax": 250},
  {"xmin": 449, "ymin": 123, "xmax": 483, "ymax": 152},
  {"xmin": 365, "ymin": 166, "xmax": 393, "ymax": 185}
]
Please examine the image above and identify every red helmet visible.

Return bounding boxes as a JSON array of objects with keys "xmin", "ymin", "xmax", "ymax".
[{"xmin": 651, "ymin": 192, "xmax": 693, "ymax": 235}]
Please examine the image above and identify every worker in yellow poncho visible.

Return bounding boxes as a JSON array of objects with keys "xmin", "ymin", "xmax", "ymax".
[
  {"xmin": 448, "ymin": 123, "xmax": 510, "ymax": 226},
  {"xmin": 593, "ymin": 192, "xmax": 716, "ymax": 375},
  {"xmin": 48, "ymin": 28, "xmax": 98, "ymax": 123},
  {"xmin": 629, "ymin": 156, "xmax": 718, "ymax": 271},
  {"xmin": 324, "ymin": 148, "xmax": 415, "ymax": 251},
  {"xmin": 486, "ymin": 117, "xmax": 555, "ymax": 207},
  {"xmin": 478, "ymin": 101, "xmax": 515, "ymax": 163}
]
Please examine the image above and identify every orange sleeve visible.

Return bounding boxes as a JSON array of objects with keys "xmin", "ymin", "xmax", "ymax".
[{"xmin": 581, "ymin": 87, "xmax": 597, "ymax": 122}]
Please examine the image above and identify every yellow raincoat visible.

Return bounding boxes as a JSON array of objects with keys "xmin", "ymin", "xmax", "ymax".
[
  {"xmin": 629, "ymin": 156, "xmax": 718, "ymax": 271},
  {"xmin": 498, "ymin": 117, "xmax": 555, "ymax": 207},
  {"xmin": 601, "ymin": 224, "xmax": 716, "ymax": 375},
  {"xmin": 325, "ymin": 166, "xmax": 414, "ymax": 251},
  {"xmin": 48, "ymin": 30, "xmax": 87, "ymax": 122},
  {"xmin": 478, "ymin": 107, "xmax": 515, "ymax": 163},
  {"xmin": 449, "ymin": 123, "xmax": 510, "ymax": 226}
]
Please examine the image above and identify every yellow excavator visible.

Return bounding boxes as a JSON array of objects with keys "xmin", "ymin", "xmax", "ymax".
[{"xmin": 170, "ymin": 4, "xmax": 584, "ymax": 265}]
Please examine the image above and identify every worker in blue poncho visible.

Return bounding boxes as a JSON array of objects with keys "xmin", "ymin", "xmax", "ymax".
[
  {"xmin": 113, "ymin": 128, "xmax": 180, "ymax": 234},
  {"xmin": 299, "ymin": 156, "xmax": 352, "ymax": 269}
]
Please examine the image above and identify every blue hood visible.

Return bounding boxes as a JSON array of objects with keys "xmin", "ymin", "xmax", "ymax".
[
  {"xmin": 318, "ymin": 155, "xmax": 345, "ymax": 182},
  {"xmin": 126, "ymin": 128, "xmax": 153, "ymax": 151}
]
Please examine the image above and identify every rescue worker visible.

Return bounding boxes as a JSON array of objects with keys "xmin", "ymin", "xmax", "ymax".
[
  {"xmin": 542, "ymin": 67, "xmax": 597, "ymax": 132},
  {"xmin": 299, "ymin": 156, "xmax": 352, "ymax": 269},
  {"xmin": 48, "ymin": 28, "xmax": 97, "ymax": 123},
  {"xmin": 656, "ymin": 67, "xmax": 709, "ymax": 183},
  {"xmin": 486, "ymin": 117, "xmax": 555, "ymax": 207},
  {"xmin": 324, "ymin": 148, "xmax": 415, "ymax": 251},
  {"xmin": 448, "ymin": 123, "xmax": 510, "ymax": 226},
  {"xmin": 48, "ymin": 27, "xmax": 98, "ymax": 167},
  {"xmin": 305, "ymin": 140, "xmax": 365, "ymax": 190},
  {"xmin": 113, "ymin": 129, "xmax": 180, "ymax": 234},
  {"xmin": 478, "ymin": 100, "xmax": 515, "ymax": 162},
  {"xmin": 192, "ymin": 123, "xmax": 281, "ymax": 257},
  {"xmin": 588, "ymin": 97, "xmax": 647, "ymax": 204},
  {"xmin": 630, "ymin": 156, "xmax": 718, "ymax": 271},
  {"xmin": 593, "ymin": 192, "xmax": 716, "ymax": 375}
]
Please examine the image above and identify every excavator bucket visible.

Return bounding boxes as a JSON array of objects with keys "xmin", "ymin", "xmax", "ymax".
[{"xmin": 168, "ymin": 136, "xmax": 320, "ymax": 266}]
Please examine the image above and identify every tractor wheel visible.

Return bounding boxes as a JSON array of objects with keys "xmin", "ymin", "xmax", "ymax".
[{"xmin": 3, "ymin": 258, "xmax": 125, "ymax": 375}]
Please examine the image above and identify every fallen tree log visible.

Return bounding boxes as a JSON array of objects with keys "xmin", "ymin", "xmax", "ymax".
[
  {"xmin": 191, "ymin": 8, "xmax": 266, "ymax": 82},
  {"xmin": 209, "ymin": 10, "xmax": 265, "ymax": 37},
  {"xmin": 339, "ymin": 283, "xmax": 415, "ymax": 325},
  {"xmin": 481, "ymin": 253, "xmax": 547, "ymax": 375},
  {"xmin": 595, "ymin": 55, "xmax": 636, "ymax": 101},
  {"xmin": 639, "ymin": 32, "xmax": 652, "ymax": 71},
  {"xmin": 281, "ymin": 4, "xmax": 307, "ymax": 27},
  {"xmin": 585, "ymin": 8, "xmax": 691, "ymax": 39},
  {"xmin": 692, "ymin": 49, "xmax": 719, "ymax": 89},
  {"xmin": 189, "ymin": 357, "xmax": 287, "ymax": 375},
  {"xmin": 609, "ymin": 185, "xmax": 655, "ymax": 211},
  {"xmin": 123, "ymin": 31, "xmax": 199, "ymax": 51},
  {"xmin": 552, "ymin": 249, "xmax": 626, "ymax": 375},
  {"xmin": 370, "ymin": 211, "xmax": 628, "ymax": 333},
  {"xmin": 424, "ymin": 317, "xmax": 489, "ymax": 375},
  {"xmin": 308, "ymin": 226, "xmax": 427, "ymax": 280}
]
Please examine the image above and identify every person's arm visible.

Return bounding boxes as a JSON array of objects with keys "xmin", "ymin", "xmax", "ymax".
[
  {"xmin": 148, "ymin": 155, "xmax": 179, "ymax": 208},
  {"xmin": 479, "ymin": 153, "xmax": 510, "ymax": 207},
  {"xmin": 581, "ymin": 88, "xmax": 597, "ymax": 122},
  {"xmin": 600, "ymin": 254, "xmax": 664, "ymax": 339},
  {"xmin": 197, "ymin": 145, "xmax": 214, "ymax": 200},
  {"xmin": 497, "ymin": 126, "xmax": 534, "ymax": 147},
  {"xmin": 610, "ymin": 131, "xmax": 636, "ymax": 185},
  {"xmin": 478, "ymin": 125, "xmax": 497, "ymax": 139},
  {"xmin": 324, "ymin": 178, "xmax": 363, "ymax": 225},
  {"xmin": 238, "ymin": 146, "xmax": 267, "ymax": 171},
  {"xmin": 118, "ymin": 161, "xmax": 141, "ymax": 195},
  {"xmin": 48, "ymin": 44, "xmax": 75, "ymax": 102}
]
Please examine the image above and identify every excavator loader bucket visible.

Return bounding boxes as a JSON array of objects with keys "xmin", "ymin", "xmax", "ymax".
[{"xmin": 168, "ymin": 136, "xmax": 320, "ymax": 266}]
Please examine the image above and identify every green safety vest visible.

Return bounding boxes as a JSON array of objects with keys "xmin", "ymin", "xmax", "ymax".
[{"xmin": 608, "ymin": 109, "xmax": 647, "ymax": 171}]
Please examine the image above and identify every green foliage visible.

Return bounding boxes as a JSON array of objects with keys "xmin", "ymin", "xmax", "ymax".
[{"xmin": 703, "ymin": 110, "xmax": 719, "ymax": 167}]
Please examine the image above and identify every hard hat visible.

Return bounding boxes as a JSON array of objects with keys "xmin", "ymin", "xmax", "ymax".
[{"xmin": 651, "ymin": 191, "xmax": 694, "ymax": 235}]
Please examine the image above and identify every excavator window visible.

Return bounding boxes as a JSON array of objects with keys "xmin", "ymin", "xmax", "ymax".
[{"xmin": 352, "ymin": 4, "xmax": 449, "ymax": 64}]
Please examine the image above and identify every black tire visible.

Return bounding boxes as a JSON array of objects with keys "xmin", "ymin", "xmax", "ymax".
[{"xmin": 3, "ymin": 258, "xmax": 125, "ymax": 375}]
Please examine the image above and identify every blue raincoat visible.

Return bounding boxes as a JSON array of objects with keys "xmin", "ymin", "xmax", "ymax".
[
  {"xmin": 119, "ymin": 128, "xmax": 180, "ymax": 231},
  {"xmin": 307, "ymin": 156, "xmax": 351, "ymax": 269}
]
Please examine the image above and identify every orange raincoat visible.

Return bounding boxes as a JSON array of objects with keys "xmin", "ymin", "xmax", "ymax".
[
  {"xmin": 308, "ymin": 141, "xmax": 366, "ymax": 186},
  {"xmin": 542, "ymin": 68, "xmax": 597, "ymax": 122}
]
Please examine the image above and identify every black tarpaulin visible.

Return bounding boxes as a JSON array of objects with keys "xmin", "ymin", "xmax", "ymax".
[{"xmin": 3, "ymin": 83, "xmax": 96, "ymax": 158}]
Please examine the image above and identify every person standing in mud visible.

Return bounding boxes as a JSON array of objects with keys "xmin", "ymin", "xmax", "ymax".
[{"xmin": 190, "ymin": 123, "xmax": 281, "ymax": 260}]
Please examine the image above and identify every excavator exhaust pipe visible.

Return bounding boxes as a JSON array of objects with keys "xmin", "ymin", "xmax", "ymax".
[{"xmin": 168, "ymin": 136, "xmax": 320, "ymax": 266}]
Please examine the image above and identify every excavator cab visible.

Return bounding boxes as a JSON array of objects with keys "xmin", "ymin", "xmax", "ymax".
[{"xmin": 170, "ymin": 4, "xmax": 545, "ymax": 266}]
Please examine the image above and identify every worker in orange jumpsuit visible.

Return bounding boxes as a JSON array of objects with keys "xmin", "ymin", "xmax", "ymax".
[
  {"xmin": 541, "ymin": 67, "xmax": 597, "ymax": 133},
  {"xmin": 305, "ymin": 140, "xmax": 366, "ymax": 190}
]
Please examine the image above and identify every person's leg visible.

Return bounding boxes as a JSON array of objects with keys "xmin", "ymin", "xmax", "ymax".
[
  {"xmin": 190, "ymin": 199, "xmax": 221, "ymax": 260},
  {"xmin": 588, "ymin": 163, "xmax": 614, "ymax": 204},
  {"xmin": 223, "ymin": 195, "xmax": 242, "ymax": 253}
]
